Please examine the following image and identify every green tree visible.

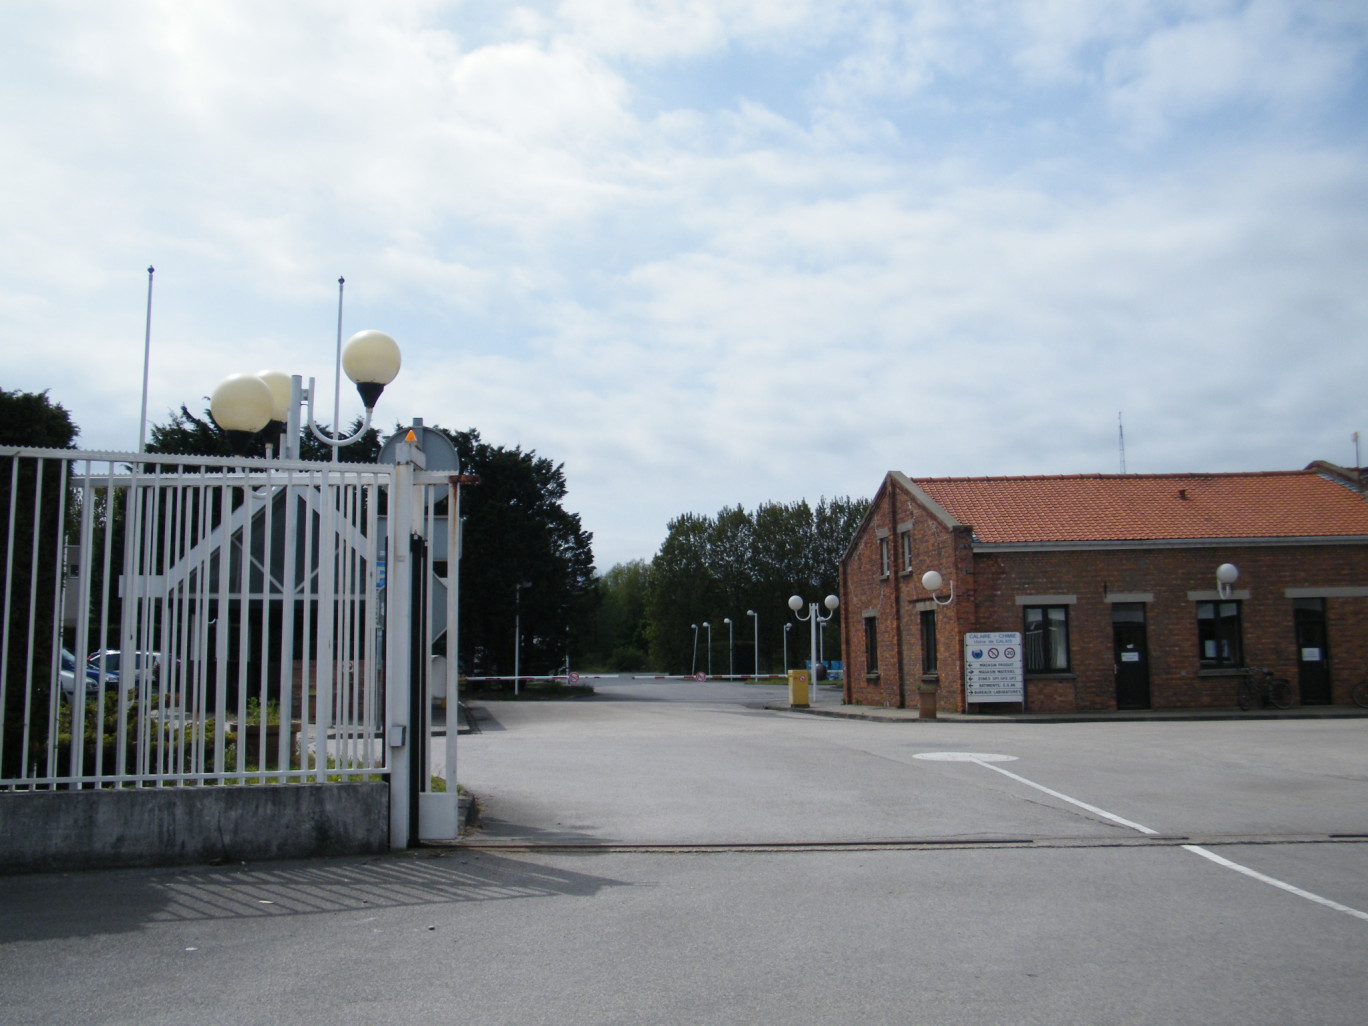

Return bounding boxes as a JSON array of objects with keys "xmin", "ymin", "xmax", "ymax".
[
  {"xmin": 444, "ymin": 429, "xmax": 595, "ymax": 677},
  {"xmin": 645, "ymin": 512, "xmax": 717, "ymax": 674},
  {"xmin": 645, "ymin": 496, "xmax": 870, "ymax": 675},
  {"xmin": 586, "ymin": 560, "xmax": 652, "ymax": 671},
  {"xmin": 1, "ymin": 388, "xmax": 79, "ymax": 777}
]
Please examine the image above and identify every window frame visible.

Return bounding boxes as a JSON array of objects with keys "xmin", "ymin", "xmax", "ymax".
[
  {"xmin": 878, "ymin": 537, "xmax": 890, "ymax": 577},
  {"xmin": 863, "ymin": 615, "xmax": 879, "ymax": 675},
  {"xmin": 900, "ymin": 530, "xmax": 914, "ymax": 572},
  {"xmin": 1023, "ymin": 604, "xmax": 1071, "ymax": 673},
  {"xmin": 1196, "ymin": 599, "xmax": 1244, "ymax": 668},
  {"xmin": 920, "ymin": 608, "xmax": 938, "ymax": 675}
]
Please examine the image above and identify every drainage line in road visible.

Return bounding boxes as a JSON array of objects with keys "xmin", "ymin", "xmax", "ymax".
[
  {"xmin": 443, "ymin": 832, "xmax": 1368, "ymax": 855},
  {"xmin": 453, "ymin": 838, "xmax": 1038, "ymax": 854}
]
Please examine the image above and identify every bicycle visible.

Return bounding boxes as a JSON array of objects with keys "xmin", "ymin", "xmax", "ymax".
[
  {"xmin": 1352, "ymin": 670, "xmax": 1368, "ymax": 709},
  {"xmin": 1237, "ymin": 666, "xmax": 1293, "ymax": 711}
]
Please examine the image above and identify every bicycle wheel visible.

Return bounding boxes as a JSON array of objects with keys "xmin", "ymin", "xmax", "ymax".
[
  {"xmin": 1352, "ymin": 680, "xmax": 1368, "ymax": 709},
  {"xmin": 1237, "ymin": 680, "xmax": 1254, "ymax": 711},
  {"xmin": 1269, "ymin": 678, "xmax": 1293, "ymax": 710}
]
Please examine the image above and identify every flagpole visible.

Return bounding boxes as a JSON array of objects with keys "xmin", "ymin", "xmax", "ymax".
[
  {"xmin": 138, "ymin": 265, "xmax": 155, "ymax": 453},
  {"xmin": 333, "ymin": 276, "xmax": 344, "ymax": 463}
]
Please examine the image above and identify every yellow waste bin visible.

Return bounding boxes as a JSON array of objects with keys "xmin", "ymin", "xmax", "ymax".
[{"xmin": 787, "ymin": 669, "xmax": 810, "ymax": 707}]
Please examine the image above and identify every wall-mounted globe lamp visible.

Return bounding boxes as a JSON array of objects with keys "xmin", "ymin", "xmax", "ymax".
[
  {"xmin": 921, "ymin": 570, "xmax": 954, "ymax": 607},
  {"xmin": 1216, "ymin": 563, "xmax": 1239, "ymax": 600}
]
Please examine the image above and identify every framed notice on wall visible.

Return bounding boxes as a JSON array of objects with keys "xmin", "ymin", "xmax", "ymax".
[{"xmin": 964, "ymin": 632, "xmax": 1024, "ymax": 703}]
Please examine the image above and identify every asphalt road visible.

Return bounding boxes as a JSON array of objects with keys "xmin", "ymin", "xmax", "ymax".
[{"xmin": 3, "ymin": 678, "xmax": 1367, "ymax": 1025}]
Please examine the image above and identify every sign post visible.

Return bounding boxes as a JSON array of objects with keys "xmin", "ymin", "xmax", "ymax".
[{"xmin": 964, "ymin": 632, "xmax": 1024, "ymax": 708}]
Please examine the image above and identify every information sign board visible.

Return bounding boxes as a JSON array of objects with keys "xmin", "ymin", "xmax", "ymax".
[{"xmin": 964, "ymin": 632, "xmax": 1024, "ymax": 703}]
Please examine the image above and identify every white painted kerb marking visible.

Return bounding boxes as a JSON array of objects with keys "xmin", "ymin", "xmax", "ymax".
[{"xmin": 914, "ymin": 751, "xmax": 1368, "ymax": 924}]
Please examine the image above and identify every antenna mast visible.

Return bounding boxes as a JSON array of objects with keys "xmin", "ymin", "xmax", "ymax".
[{"xmin": 1118, "ymin": 412, "xmax": 1127, "ymax": 474}]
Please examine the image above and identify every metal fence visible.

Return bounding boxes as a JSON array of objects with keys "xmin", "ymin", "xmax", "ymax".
[{"xmin": 1, "ymin": 447, "xmax": 394, "ymax": 789}]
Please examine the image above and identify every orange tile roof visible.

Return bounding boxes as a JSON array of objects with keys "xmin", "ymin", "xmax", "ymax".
[{"xmin": 911, "ymin": 470, "xmax": 1368, "ymax": 545}]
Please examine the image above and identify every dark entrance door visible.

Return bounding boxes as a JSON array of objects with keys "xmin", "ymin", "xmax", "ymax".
[
  {"xmin": 1293, "ymin": 599, "xmax": 1330, "ymax": 705},
  {"xmin": 1112, "ymin": 603, "xmax": 1151, "ymax": 710}
]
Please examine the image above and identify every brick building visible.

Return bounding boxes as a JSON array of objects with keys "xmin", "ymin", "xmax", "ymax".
[{"xmin": 838, "ymin": 464, "xmax": 1368, "ymax": 714}]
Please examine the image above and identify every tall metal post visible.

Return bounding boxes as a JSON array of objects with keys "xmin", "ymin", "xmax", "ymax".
[
  {"xmin": 332, "ymin": 277, "xmax": 344, "ymax": 463},
  {"xmin": 385, "ymin": 436, "xmax": 426, "ymax": 849},
  {"xmin": 808, "ymin": 606, "xmax": 819, "ymax": 697},
  {"xmin": 138, "ymin": 266, "xmax": 154, "ymax": 453},
  {"xmin": 789, "ymin": 595, "xmax": 838, "ymax": 704},
  {"xmin": 747, "ymin": 610, "xmax": 758, "ymax": 681},
  {"xmin": 724, "ymin": 617, "xmax": 733, "ymax": 678}
]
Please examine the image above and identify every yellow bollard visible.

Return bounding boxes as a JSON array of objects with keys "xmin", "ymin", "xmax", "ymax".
[{"xmin": 787, "ymin": 669, "xmax": 810, "ymax": 708}]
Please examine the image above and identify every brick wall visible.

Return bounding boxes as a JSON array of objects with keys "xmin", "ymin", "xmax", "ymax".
[
  {"xmin": 975, "ymin": 545, "xmax": 1368, "ymax": 711},
  {"xmin": 843, "ymin": 476, "xmax": 972, "ymax": 712},
  {"xmin": 841, "ymin": 474, "xmax": 1368, "ymax": 713}
]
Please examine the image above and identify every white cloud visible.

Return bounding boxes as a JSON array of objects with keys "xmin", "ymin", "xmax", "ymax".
[
  {"xmin": 1105, "ymin": 1, "xmax": 1367, "ymax": 137},
  {"xmin": 551, "ymin": 0, "xmax": 841, "ymax": 60},
  {"xmin": 3, "ymin": 1, "xmax": 1367, "ymax": 567}
]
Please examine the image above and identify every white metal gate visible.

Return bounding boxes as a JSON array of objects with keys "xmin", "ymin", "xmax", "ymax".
[{"xmin": 0, "ymin": 444, "xmax": 457, "ymax": 851}]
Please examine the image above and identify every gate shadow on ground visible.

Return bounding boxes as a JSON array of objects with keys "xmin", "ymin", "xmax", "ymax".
[{"xmin": 0, "ymin": 850, "xmax": 630, "ymax": 943}]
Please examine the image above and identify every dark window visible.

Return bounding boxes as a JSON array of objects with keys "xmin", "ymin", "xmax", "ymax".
[
  {"xmin": 1024, "ymin": 605, "xmax": 1070, "ymax": 672},
  {"xmin": 900, "ymin": 530, "xmax": 913, "ymax": 572},
  {"xmin": 879, "ymin": 538, "xmax": 890, "ymax": 576},
  {"xmin": 1197, "ymin": 600, "xmax": 1243, "ymax": 667},
  {"xmin": 864, "ymin": 616, "xmax": 879, "ymax": 674},
  {"xmin": 920, "ymin": 609, "xmax": 938, "ymax": 674}
]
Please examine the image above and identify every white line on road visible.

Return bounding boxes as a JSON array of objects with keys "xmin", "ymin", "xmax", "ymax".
[
  {"xmin": 915, "ymin": 751, "xmax": 1368, "ymax": 924},
  {"xmin": 1179, "ymin": 844, "xmax": 1368, "ymax": 923},
  {"xmin": 968, "ymin": 757, "xmax": 1161, "ymax": 835}
]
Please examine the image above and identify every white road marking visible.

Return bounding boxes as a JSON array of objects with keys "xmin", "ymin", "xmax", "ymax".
[
  {"xmin": 967, "ymin": 756, "xmax": 1160, "ymax": 836},
  {"xmin": 916, "ymin": 751, "xmax": 1368, "ymax": 924},
  {"xmin": 1180, "ymin": 844, "xmax": 1368, "ymax": 923},
  {"xmin": 913, "ymin": 752, "xmax": 1018, "ymax": 763}
]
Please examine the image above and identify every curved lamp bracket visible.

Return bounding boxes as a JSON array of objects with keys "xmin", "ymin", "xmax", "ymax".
[
  {"xmin": 305, "ymin": 375, "xmax": 376, "ymax": 448},
  {"xmin": 921, "ymin": 570, "xmax": 955, "ymax": 606}
]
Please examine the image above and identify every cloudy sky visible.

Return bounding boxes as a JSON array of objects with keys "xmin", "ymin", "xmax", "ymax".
[{"xmin": 3, "ymin": 1, "xmax": 1366, "ymax": 569}]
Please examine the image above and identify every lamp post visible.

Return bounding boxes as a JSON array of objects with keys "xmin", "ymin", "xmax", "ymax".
[
  {"xmin": 701, "ymin": 622, "xmax": 712, "ymax": 677},
  {"xmin": 783, "ymin": 623, "xmax": 791, "ymax": 674},
  {"xmin": 210, "ymin": 326, "xmax": 401, "ymax": 459},
  {"xmin": 514, "ymin": 580, "xmax": 532, "ymax": 696},
  {"xmin": 746, "ymin": 609, "xmax": 758, "ymax": 681},
  {"xmin": 690, "ymin": 624, "xmax": 699, "ymax": 677},
  {"xmin": 723, "ymin": 617, "xmax": 734, "ymax": 679},
  {"xmin": 209, "ymin": 312, "xmax": 408, "ymax": 847},
  {"xmin": 788, "ymin": 594, "xmax": 839, "ymax": 702}
]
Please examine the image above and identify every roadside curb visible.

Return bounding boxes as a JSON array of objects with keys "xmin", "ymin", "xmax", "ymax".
[{"xmin": 765, "ymin": 703, "xmax": 1368, "ymax": 724}]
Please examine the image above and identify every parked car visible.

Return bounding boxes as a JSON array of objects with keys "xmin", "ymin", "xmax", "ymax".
[
  {"xmin": 86, "ymin": 650, "xmax": 165, "ymax": 690},
  {"xmin": 58, "ymin": 648, "xmax": 104, "ymax": 697}
]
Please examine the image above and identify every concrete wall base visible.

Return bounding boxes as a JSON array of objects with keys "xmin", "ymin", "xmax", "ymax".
[{"xmin": 0, "ymin": 783, "xmax": 389, "ymax": 874}]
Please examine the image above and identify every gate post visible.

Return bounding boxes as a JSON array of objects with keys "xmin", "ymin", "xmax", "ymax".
[{"xmin": 385, "ymin": 438, "xmax": 425, "ymax": 849}]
